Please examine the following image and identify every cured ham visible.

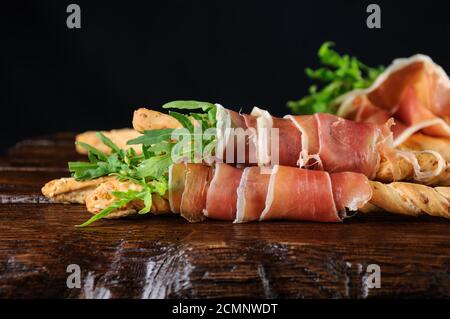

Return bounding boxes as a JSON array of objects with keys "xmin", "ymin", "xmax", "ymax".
[
  {"xmin": 258, "ymin": 166, "xmax": 340, "ymax": 222},
  {"xmin": 204, "ymin": 163, "xmax": 243, "ymax": 220},
  {"xmin": 216, "ymin": 104, "xmax": 393, "ymax": 179},
  {"xmin": 216, "ymin": 105, "xmax": 258, "ymax": 164},
  {"xmin": 311, "ymin": 113, "xmax": 391, "ymax": 178},
  {"xmin": 336, "ymin": 55, "xmax": 450, "ymax": 146},
  {"xmin": 168, "ymin": 163, "xmax": 372, "ymax": 223},
  {"xmin": 171, "ymin": 163, "xmax": 212, "ymax": 222},
  {"xmin": 236, "ymin": 166, "xmax": 271, "ymax": 222}
]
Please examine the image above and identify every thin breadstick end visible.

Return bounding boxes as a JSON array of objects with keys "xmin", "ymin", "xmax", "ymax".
[
  {"xmin": 364, "ymin": 181, "xmax": 450, "ymax": 219},
  {"xmin": 375, "ymin": 150, "xmax": 450, "ymax": 186},
  {"xmin": 132, "ymin": 108, "xmax": 182, "ymax": 133},
  {"xmin": 399, "ymin": 133, "xmax": 450, "ymax": 162},
  {"xmin": 41, "ymin": 177, "xmax": 114, "ymax": 204}
]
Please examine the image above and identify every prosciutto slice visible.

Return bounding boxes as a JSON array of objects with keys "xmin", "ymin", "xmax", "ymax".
[
  {"xmin": 314, "ymin": 113, "xmax": 391, "ymax": 178},
  {"xmin": 204, "ymin": 163, "xmax": 243, "ymax": 220},
  {"xmin": 168, "ymin": 163, "xmax": 372, "ymax": 223},
  {"xmin": 259, "ymin": 166, "xmax": 340, "ymax": 222},
  {"xmin": 330, "ymin": 172, "xmax": 373, "ymax": 212},
  {"xmin": 336, "ymin": 55, "xmax": 450, "ymax": 145},
  {"xmin": 179, "ymin": 164, "xmax": 211, "ymax": 222},
  {"xmin": 168, "ymin": 162, "xmax": 187, "ymax": 214},
  {"xmin": 215, "ymin": 104, "xmax": 393, "ymax": 178},
  {"xmin": 216, "ymin": 105, "xmax": 258, "ymax": 164},
  {"xmin": 235, "ymin": 166, "xmax": 271, "ymax": 223}
]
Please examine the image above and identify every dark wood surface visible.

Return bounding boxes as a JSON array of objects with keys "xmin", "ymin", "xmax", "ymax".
[{"xmin": 1, "ymin": 133, "xmax": 449, "ymax": 299}]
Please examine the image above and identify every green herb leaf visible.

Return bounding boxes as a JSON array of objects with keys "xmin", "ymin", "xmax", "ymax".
[
  {"xmin": 136, "ymin": 154, "xmax": 173, "ymax": 179},
  {"xmin": 168, "ymin": 111, "xmax": 194, "ymax": 133},
  {"xmin": 148, "ymin": 141, "xmax": 174, "ymax": 155},
  {"xmin": 75, "ymin": 142, "xmax": 108, "ymax": 161},
  {"xmin": 96, "ymin": 132, "xmax": 121, "ymax": 154},
  {"xmin": 137, "ymin": 182, "xmax": 152, "ymax": 215},
  {"xmin": 149, "ymin": 176, "xmax": 169, "ymax": 196},
  {"xmin": 162, "ymin": 100, "xmax": 215, "ymax": 111},
  {"xmin": 287, "ymin": 42, "xmax": 384, "ymax": 115},
  {"xmin": 76, "ymin": 190, "xmax": 140, "ymax": 227},
  {"xmin": 127, "ymin": 129, "xmax": 175, "ymax": 146}
]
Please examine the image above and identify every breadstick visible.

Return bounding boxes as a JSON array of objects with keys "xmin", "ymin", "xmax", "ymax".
[
  {"xmin": 398, "ymin": 133, "xmax": 450, "ymax": 162},
  {"xmin": 361, "ymin": 181, "xmax": 450, "ymax": 219},
  {"xmin": 132, "ymin": 108, "xmax": 182, "ymax": 133},
  {"xmin": 41, "ymin": 176, "xmax": 115, "ymax": 204},
  {"xmin": 42, "ymin": 176, "xmax": 170, "ymax": 218},
  {"xmin": 375, "ymin": 150, "xmax": 450, "ymax": 186}
]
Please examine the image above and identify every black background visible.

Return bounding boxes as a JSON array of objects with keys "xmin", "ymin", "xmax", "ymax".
[{"xmin": 3, "ymin": 0, "xmax": 450, "ymax": 152}]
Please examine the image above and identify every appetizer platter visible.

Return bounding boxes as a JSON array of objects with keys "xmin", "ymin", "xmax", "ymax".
[{"xmin": 41, "ymin": 44, "xmax": 450, "ymax": 226}]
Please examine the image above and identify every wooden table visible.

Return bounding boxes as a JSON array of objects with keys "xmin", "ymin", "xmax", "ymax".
[{"xmin": 0, "ymin": 133, "xmax": 449, "ymax": 299}]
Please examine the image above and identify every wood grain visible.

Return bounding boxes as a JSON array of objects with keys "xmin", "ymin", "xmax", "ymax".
[{"xmin": 0, "ymin": 134, "xmax": 449, "ymax": 298}]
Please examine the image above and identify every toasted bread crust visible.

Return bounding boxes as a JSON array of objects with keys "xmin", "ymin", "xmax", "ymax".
[
  {"xmin": 399, "ymin": 133, "xmax": 450, "ymax": 162},
  {"xmin": 41, "ymin": 177, "xmax": 115, "ymax": 204},
  {"xmin": 361, "ymin": 181, "xmax": 450, "ymax": 218},
  {"xmin": 376, "ymin": 150, "xmax": 450, "ymax": 186},
  {"xmin": 132, "ymin": 108, "xmax": 181, "ymax": 133}
]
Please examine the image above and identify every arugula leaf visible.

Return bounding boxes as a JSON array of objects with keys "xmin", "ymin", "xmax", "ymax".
[
  {"xmin": 75, "ymin": 142, "xmax": 108, "ymax": 161},
  {"xmin": 69, "ymin": 151, "xmax": 132, "ymax": 180},
  {"xmin": 287, "ymin": 42, "xmax": 384, "ymax": 115},
  {"xmin": 127, "ymin": 129, "xmax": 175, "ymax": 146},
  {"xmin": 76, "ymin": 190, "xmax": 141, "ymax": 227},
  {"xmin": 168, "ymin": 111, "xmax": 194, "ymax": 133},
  {"xmin": 207, "ymin": 107, "xmax": 217, "ymax": 127},
  {"xmin": 149, "ymin": 176, "xmax": 168, "ymax": 196},
  {"xmin": 148, "ymin": 141, "xmax": 174, "ymax": 155},
  {"xmin": 162, "ymin": 100, "xmax": 215, "ymax": 111},
  {"xmin": 96, "ymin": 132, "xmax": 121, "ymax": 154},
  {"xmin": 68, "ymin": 161, "xmax": 105, "ymax": 179},
  {"xmin": 137, "ymin": 182, "xmax": 152, "ymax": 215},
  {"xmin": 136, "ymin": 154, "xmax": 173, "ymax": 179},
  {"xmin": 190, "ymin": 113, "xmax": 208, "ymax": 131}
]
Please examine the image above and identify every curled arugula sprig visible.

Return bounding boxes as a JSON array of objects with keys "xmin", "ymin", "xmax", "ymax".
[
  {"xmin": 72, "ymin": 101, "xmax": 218, "ymax": 226},
  {"xmin": 68, "ymin": 132, "xmax": 142, "ymax": 180},
  {"xmin": 287, "ymin": 42, "xmax": 385, "ymax": 115},
  {"xmin": 127, "ymin": 100, "xmax": 217, "ymax": 163}
]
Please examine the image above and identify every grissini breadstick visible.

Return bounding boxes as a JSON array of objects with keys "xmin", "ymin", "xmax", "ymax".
[
  {"xmin": 132, "ymin": 108, "xmax": 182, "ymax": 132},
  {"xmin": 41, "ymin": 177, "xmax": 170, "ymax": 218},
  {"xmin": 360, "ymin": 181, "xmax": 450, "ymax": 219},
  {"xmin": 398, "ymin": 133, "xmax": 450, "ymax": 162},
  {"xmin": 41, "ymin": 176, "xmax": 115, "ymax": 204},
  {"xmin": 375, "ymin": 150, "xmax": 450, "ymax": 186},
  {"xmin": 76, "ymin": 108, "xmax": 182, "ymax": 156}
]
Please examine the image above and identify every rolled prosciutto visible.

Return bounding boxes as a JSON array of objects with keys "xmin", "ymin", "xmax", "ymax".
[
  {"xmin": 168, "ymin": 163, "xmax": 372, "ymax": 223},
  {"xmin": 215, "ymin": 105, "xmax": 393, "ymax": 179}
]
